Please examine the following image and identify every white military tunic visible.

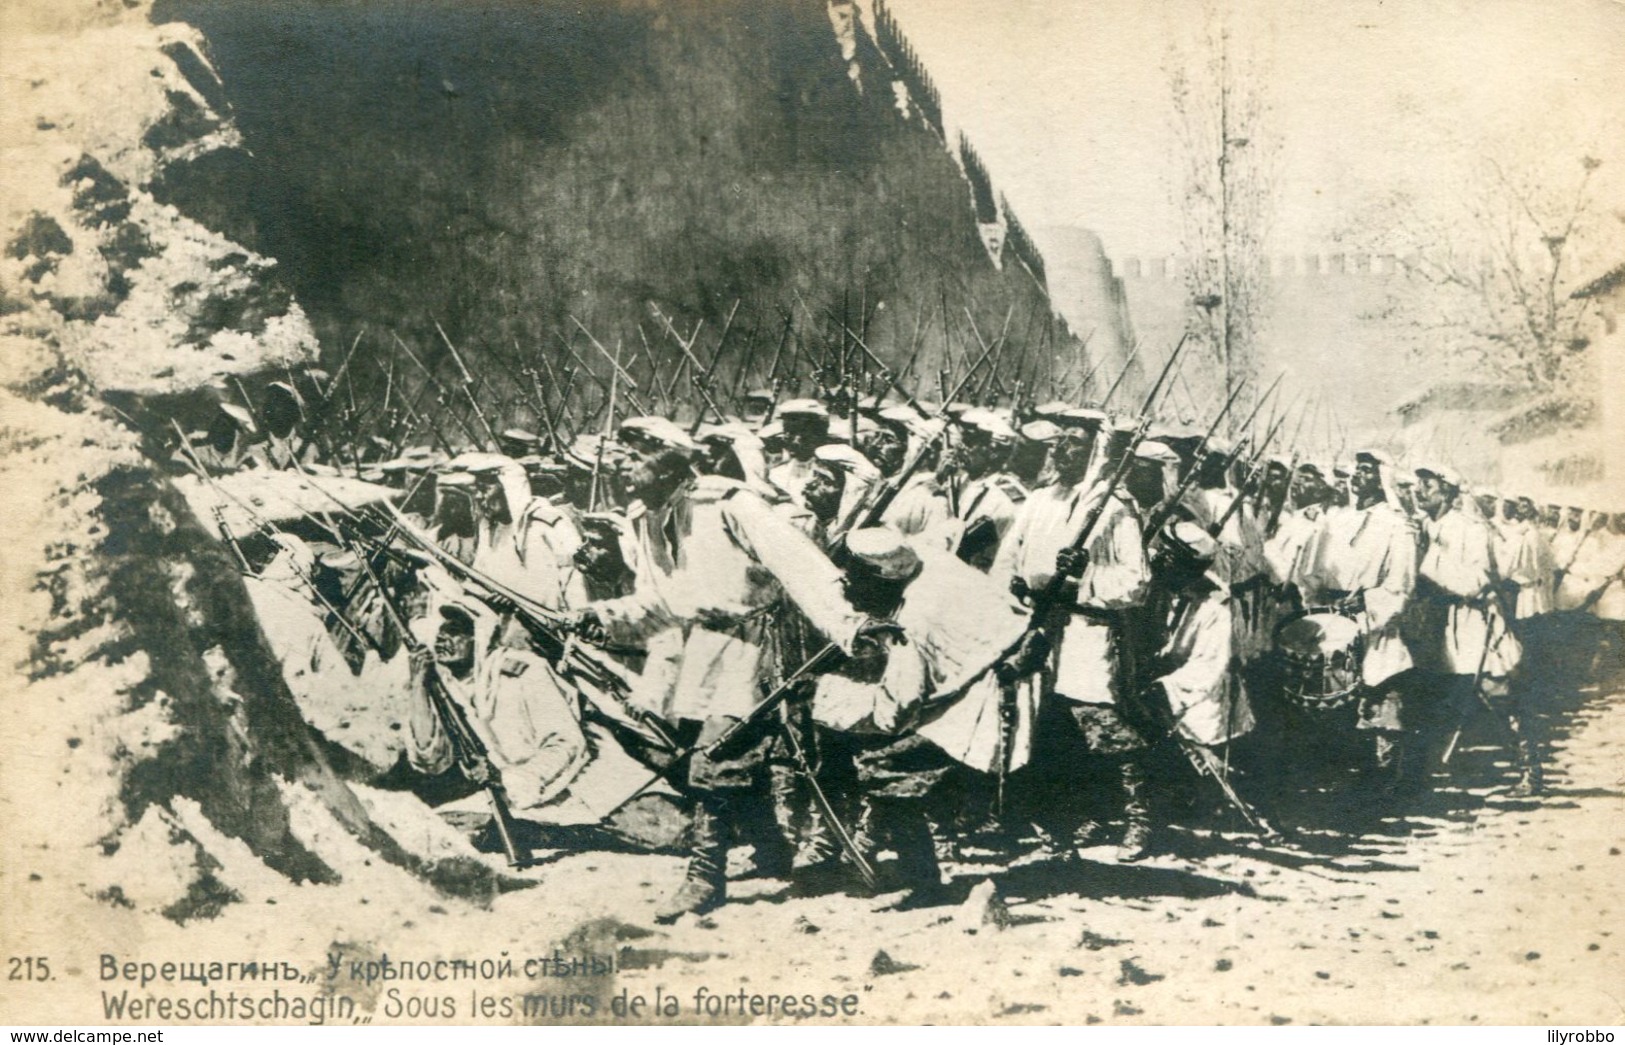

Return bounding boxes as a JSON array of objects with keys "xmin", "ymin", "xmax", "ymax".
[
  {"xmin": 1499, "ymin": 519, "xmax": 1555, "ymax": 620},
  {"xmin": 1264, "ymin": 505, "xmax": 1324, "ymax": 590},
  {"xmin": 880, "ymin": 471, "xmax": 954, "ymax": 545},
  {"xmin": 407, "ymin": 603, "xmax": 593, "ymax": 815},
  {"xmin": 1419, "ymin": 506, "xmax": 1521, "ymax": 677},
  {"xmin": 814, "ymin": 546, "xmax": 1034, "ymax": 772},
  {"xmin": 1151, "ymin": 579, "xmax": 1253, "ymax": 745},
  {"xmin": 995, "ymin": 479, "xmax": 1149, "ymax": 705},
  {"xmin": 1556, "ymin": 527, "xmax": 1625, "ymax": 620},
  {"xmin": 767, "ymin": 455, "xmax": 819, "ymax": 507},
  {"xmin": 949, "ymin": 471, "xmax": 1026, "ymax": 570},
  {"xmin": 1309, "ymin": 500, "xmax": 1418, "ymax": 686},
  {"xmin": 594, "ymin": 476, "xmax": 866, "ymax": 722}
]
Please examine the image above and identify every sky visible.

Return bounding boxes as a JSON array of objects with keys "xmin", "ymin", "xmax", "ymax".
[{"xmin": 885, "ymin": 0, "xmax": 1625, "ymax": 264}]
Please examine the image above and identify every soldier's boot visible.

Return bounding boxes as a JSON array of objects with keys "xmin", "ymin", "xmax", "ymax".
[
  {"xmin": 741, "ymin": 766, "xmax": 798, "ymax": 879},
  {"xmin": 881, "ymin": 800, "xmax": 950, "ymax": 909},
  {"xmin": 1373, "ymin": 730, "xmax": 1398, "ymax": 772},
  {"xmin": 831, "ymin": 798, "xmax": 883, "ymax": 896},
  {"xmin": 1506, "ymin": 717, "xmax": 1545, "ymax": 797},
  {"xmin": 1116, "ymin": 759, "xmax": 1154, "ymax": 863},
  {"xmin": 655, "ymin": 796, "xmax": 729, "ymax": 923},
  {"xmin": 1071, "ymin": 818, "xmax": 1107, "ymax": 849},
  {"xmin": 792, "ymin": 802, "xmax": 839, "ymax": 875},
  {"xmin": 1371, "ymin": 730, "xmax": 1406, "ymax": 794}
]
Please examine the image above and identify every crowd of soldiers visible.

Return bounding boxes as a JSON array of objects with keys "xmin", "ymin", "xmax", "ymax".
[{"xmin": 168, "ymin": 360, "xmax": 1625, "ymax": 923}]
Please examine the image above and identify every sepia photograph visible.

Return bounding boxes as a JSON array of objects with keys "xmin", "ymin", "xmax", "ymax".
[{"xmin": 2, "ymin": 0, "xmax": 1623, "ymax": 1028}]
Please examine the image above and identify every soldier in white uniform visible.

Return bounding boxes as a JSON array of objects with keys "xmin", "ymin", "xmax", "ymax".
[
  {"xmin": 875, "ymin": 408, "xmax": 954, "ymax": 540},
  {"xmin": 251, "ymin": 381, "xmax": 319, "ymax": 471},
  {"xmin": 1303, "ymin": 451, "xmax": 1420, "ymax": 785},
  {"xmin": 1137, "ymin": 521, "xmax": 1242, "ymax": 752},
  {"xmin": 1501, "ymin": 496, "xmax": 1556, "ymax": 621},
  {"xmin": 994, "ymin": 409, "xmax": 1154, "ymax": 859},
  {"xmin": 805, "ymin": 528, "xmax": 1031, "ymax": 904},
  {"xmin": 813, "ymin": 442, "xmax": 882, "ymax": 537},
  {"xmin": 1181, "ymin": 440, "xmax": 1271, "ymax": 666},
  {"xmin": 578, "ymin": 416, "xmax": 890, "ymax": 921},
  {"xmin": 1263, "ymin": 462, "xmax": 1333, "ymax": 598},
  {"xmin": 455, "ymin": 453, "xmax": 590, "ymax": 612},
  {"xmin": 1413, "ymin": 465, "xmax": 1539, "ymax": 796},
  {"xmin": 945, "ymin": 408, "xmax": 1027, "ymax": 571},
  {"xmin": 855, "ymin": 408, "xmax": 909, "ymax": 479},
  {"xmin": 176, "ymin": 402, "xmax": 258, "ymax": 475},
  {"xmin": 766, "ymin": 399, "xmax": 832, "ymax": 507},
  {"xmin": 404, "ymin": 600, "xmax": 593, "ymax": 818},
  {"xmin": 1555, "ymin": 511, "xmax": 1625, "ymax": 687}
]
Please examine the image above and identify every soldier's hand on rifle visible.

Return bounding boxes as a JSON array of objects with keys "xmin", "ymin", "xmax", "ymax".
[
  {"xmin": 1056, "ymin": 546, "xmax": 1090, "ymax": 578},
  {"xmin": 995, "ymin": 629, "xmax": 1050, "ymax": 683},
  {"xmin": 408, "ymin": 644, "xmax": 434, "ymax": 681},
  {"xmin": 570, "ymin": 609, "xmax": 607, "ymax": 644},
  {"xmin": 848, "ymin": 618, "xmax": 903, "ymax": 680},
  {"xmin": 854, "ymin": 618, "xmax": 904, "ymax": 648}
]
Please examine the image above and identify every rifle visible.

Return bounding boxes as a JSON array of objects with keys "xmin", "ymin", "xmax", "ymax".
[
  {"xmin": 1440, "ymin": 601, "xmax": 1515, "ymax": 766},
  {"xmin": 170, "ymin": 420, "xmax": 383, "ymax": 665},
  {"xmin": 1027, "ymin": 333, "xmax": 1187, "ymax": 614},
  {"xmin": 702, "ymin": 641, "xmax": 842, "ymax": 757},
  {"xmin": 521, "ymin": 363, "xmax": 562, "ymax": 453},
  {"xmin": 1208, "ymin": 397, "xmax": 1296, "ymax": 539},
  {"xmin": 727, "ymin": 314, "xmax": 764, "ymax": 405},
  {"xmin": 687, "ymin": 300, "xmax": 742, "ymax": 435},
  {"xmin": 556, "ymin": 335, "xmax": 638, "ymax": 421},
  {"xmin": 391, "ymin": 333, "xmax": 486, "ymax": 449},
  {"xmin": 964, "ymin": 305, "xmax": 1014, "ymax": 405},
  {"xmin": 838, "ymin": 329, "xmax": 1005, "ymax": 536},
  {"xmin": 775, "ymin": 688, "xmax": 879, "ymax": 890},
  {"xmin": 434, "ymin": 322, "xmax": 501, "ymax": 449},
  {"xmin": 1141, "ymin": 685, "xmax": 1281, "ymax": 838},
  {"xmin": 1143, "ymin": 371, "xmax": 1280, "ymax": 538},
  {"xmin": 360, "ymin": 538, "xmax": 527, "ymax": 865},
  {"xmin": 1264, "ymin": 395, "xmax": 1317, "ymax": 537},
  {"xmin": 932, "ymin": 335, "xmax": 1187, "ymax": 812},
  {"xmin": 1576, "ymin": 563, "xmax": 1625, "ymax": 614},
  {"xmin": 214, "ymin": 502, "xmax": 376, "ymax": 650},
  {"xmin": 649, "ymin": 305, "xmax": 727, "ymax": 427},
  {"xmin": 295, "ymin": 328, "xmax": 368, "ymax": 465},
  {"xmin": 763, "ymin": 309, "xmax": 794, "ymax": 391},
  {"xmin": 550, "ymin": 366, "xmax": 583, "ymax": 444},
  {"xmin": 569, "ymin": 317, "xmax": 649, "ymax": 416},
  {"xmin": 700, "ymin": 640, "xmax": 878, "ymax": 890},
  {"xmin": 589, "ymin": 339, "xmax": 621, "ymax": 512},
  {"xmin": 893, "ymin": 310, "xmax": 932, "ymax": 395},
  {"xmin": 213, "ymin": 505, "xmax": 253, "ymax": 571},
  {"xmin": 378, "ymin": 504, "xmax": 679, "ymax": 754},
  {"xmin": 829, "ymin": 315, "xmax": 931, "ymax": 420},
  {"xmin": 1096, "ymin": 340, "xmax": 1144, "ymax": 409}
]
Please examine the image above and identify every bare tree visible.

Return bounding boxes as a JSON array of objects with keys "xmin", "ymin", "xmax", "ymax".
[
  {"xmin": 1167, "ymin": 7, "xmax": 1279, "ymax": 423},
  {"xmin": 1367, "ymin": 154, "xmax": 1605, "ymax": 395}
]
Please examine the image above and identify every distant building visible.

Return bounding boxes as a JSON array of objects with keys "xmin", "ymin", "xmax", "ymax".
[{"xmin": 1571, "ymin": 260, "xmax": 1625, "ymax": 486}]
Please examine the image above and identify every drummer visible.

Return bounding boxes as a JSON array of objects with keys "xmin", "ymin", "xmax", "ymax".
[{"xmin": 1301, "ymin": 450, "xmax": 1420, "ymax": 789}]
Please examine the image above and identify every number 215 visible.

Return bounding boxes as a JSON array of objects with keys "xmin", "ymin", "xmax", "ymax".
[{"xmin": 8, "ymin": 957, "xmax": 51, "ymax": 981}]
